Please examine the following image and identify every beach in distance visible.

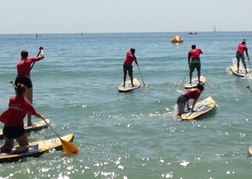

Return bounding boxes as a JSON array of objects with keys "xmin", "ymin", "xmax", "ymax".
[{"xmin": 0, "ymin": 32, "xmax": 252, "ymax": 178}]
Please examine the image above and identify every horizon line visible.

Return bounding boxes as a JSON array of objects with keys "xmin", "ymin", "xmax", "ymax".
[{"xmin": 0, "ymin": 30, "xmax": 251, "ymax": 36}]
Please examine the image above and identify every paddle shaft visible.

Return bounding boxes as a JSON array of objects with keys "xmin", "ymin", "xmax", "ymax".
[
  {"xmin": 182, "ymin": 71, "xmax": 188, "ymax": 84},
  {"xmin": 41, "ymin": 118, "xmax": 64, "ymax": 141},
  {"xmin": 137, "ymin": 64, "xmax": 146, "ymax": 86},
  {"xmin": 246, "ymin": 85, "xmax": 252, "ymax": 92},
  {"xmin": 30, "ymin": 47, "xmax": 43, "ymax": 70},
  {"xmin": 41, "ymin": 118, "xmax": 79, "ymax": 154},
  {"xmin": 9, "ymin": 80, "xmax": 16, "ymax": 89}
]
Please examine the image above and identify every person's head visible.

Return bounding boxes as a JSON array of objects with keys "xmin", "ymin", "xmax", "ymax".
[
  {"xmin": 191, "ymin": 45, "xmax": 196, "ymax": 49},
  {"xmin": 197, "ymin": 82, "xmax": 204, "ymax": 91},
  {"xmin": 130, "ymin": 48, "xmax": 136, "ymax": 55},
  {"xmin": 15, "ymin": 83, "xmax": 27, "ymax": 97},
  {"xmin": 242, "ymin": 39, "xmax": 246, "ymax": 45},
  {"xmin": 21, "ymin": 50, "xmax": 29, "ymax": 59}
]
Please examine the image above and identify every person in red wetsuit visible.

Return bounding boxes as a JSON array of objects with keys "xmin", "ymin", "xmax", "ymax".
[
  {"xmin": 123, "ymin": 48, "xmax": 138, "ymax": 87},
  {"xmin": 15, "ymin": 47, "xmax": 44, "ymax": 126},
  {"xmin": 0, "ymin": 83, "xmax": 46, "ymax": 154},
  {"xmin": 176, "ymin": 83, "xmax": 204, "ymax": 116},
  {"xmin": 188, "ymin": 45, "xmax": 203, "ymax": 84},
  {"xmin": 236, "ymin": 39, "xmax": 250, "ymax": 73}
]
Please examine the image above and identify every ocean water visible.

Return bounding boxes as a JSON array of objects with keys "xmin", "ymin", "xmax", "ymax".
[{"xmin": 0, "ymin": 32, "xmax": 252, "ymax": 178}]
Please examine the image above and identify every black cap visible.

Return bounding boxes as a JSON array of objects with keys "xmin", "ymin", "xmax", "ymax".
[
  {"xmin": 197, "ymin": 82, "xmax": 204, "ymax": 91},
  {"xmin": 130, "ymin": 48, "xmax": 135, "ymax": 53}
]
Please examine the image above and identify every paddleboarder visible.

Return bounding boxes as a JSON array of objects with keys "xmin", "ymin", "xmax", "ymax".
[
  {"xmin": 0, "ymin": 83, "xmax": 46, "ymax": 154},
  {"xmin": 177, "ymin": 83, "xmax": 204, "ymax": 116},
  {"xmin": 188, "ymin": 45, "xmax": 203, "ymax": 84},
  {"xmin": 236, "ymin": 39, "xmax": 249, "ymax": 74},
  {"xmin": 123, "ymin": 48, "xmax": 138, "ymax": 87},
  {"xmin": 15, "ymin": 47, "xmax": 44, "ymax": 126}
]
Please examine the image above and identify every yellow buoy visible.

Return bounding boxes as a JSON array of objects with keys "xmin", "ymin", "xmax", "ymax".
[{"xmin": 171, "ymin": 35, "xmax": 184, "ymax": 43}]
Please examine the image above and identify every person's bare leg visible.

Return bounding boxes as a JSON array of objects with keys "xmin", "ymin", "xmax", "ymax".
[
  {"xmin": 236, "ymin": 58, "xmax": 240, "ymax": 73},
  {"xmin": 242, "ymin": 58, "xmax": 248, "ymax": 73},
  {"xmin": 26, "ymin": 88, "xmax": 33, "ymax": 126},
  {"xmin": 1, "ymin": 138, "xmax": 14, "ymax": 153},
  {"xmin": 12, "ymin": 134, "xmax": 29, "ymax": 154},
  {"xmin": 189, "ymin": 71, "xmax": 193, "ymax": 84},
  {"xmin": 130, "ymin": 75, "xmax": 134, "ymax": 87},
  {"xmin": 130, "ymin": 69, "xmax": 134, "ymax": 87},
  {"xmin": 123, "ymin": 73, "xmax": 127, "ymax": 87},
  {"xmin": 177, "ymin": 103, "xmax": 186, "ymax": 116},
  {"xmin": 198, "ymin": 71, "xmax": 201, "ymax": 83}
]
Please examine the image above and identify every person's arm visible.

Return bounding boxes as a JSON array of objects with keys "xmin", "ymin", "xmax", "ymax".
[
  {"xmin": 191, "ymin": 99, "xmax": 198, "ymax": 112},
  {"xmin": 26, "ymin": 99, "xmax": 46, "ymax": 120},
  {"xmin": 245, "ymin": 48, "xmax": 249, "ymax": 60},
  {"xmin": 186, "ymin": 100, "xmax": 190, "ymax": 111},
  {"xmin": 31, "ymin": 47, "xmax": 45, "ymax": 62},
  {"xmin": 191, "ymin": 94, "xmax": 201, "ymax": 112},
  {"xmin": 38, "ymin": 47, "xmax": 45, "ymax": 59},
  {"xmin": 34, "ymin": 112, "xmax": 46, "ymax": 120},
  {"xmin": 200, "ymin": 49, "xmax": 203, "ymax": 54},
  {"xmin": 134, "ymin": 56, "xmax": 138, "ymax": 65}
]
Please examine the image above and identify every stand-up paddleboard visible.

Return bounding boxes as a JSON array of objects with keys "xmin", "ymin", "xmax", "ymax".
[
  {"xmin": 181, "ymin": 96, "xmax": 215, "ymax": 120},
  {"xmin": 0, "ymin": 134, "xmax": 74, "ymax": 163},
  {"xmin": 118, "ymin": 78, "xmax": 141, "ymax": 92},
  {"xmin": 248, "ymin": 146, "xmax": 252, "ymax": 157},
  {"xmin": 184, "ymin": 76, "xmax": 206, "ymax": 89},
  {"xmin": 0, "ymin": 119, "xmax": 50, "ymax": 139},
  {"xmin": 230, "ymin": 58, "xmax": 251, "ymax": 77}
]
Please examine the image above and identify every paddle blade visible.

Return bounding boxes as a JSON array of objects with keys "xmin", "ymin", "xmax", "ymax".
[
  {"xmin": 143, "ymin": 83, "xmax": 150, "ymax": 88},
  {"xmin": 60, "ymin": 139, "xmax": 79, "ymax": 155}
]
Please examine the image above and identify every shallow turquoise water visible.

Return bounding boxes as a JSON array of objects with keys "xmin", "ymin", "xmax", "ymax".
[{"xmin": 0, "ymin": 32, "xmax": 252, "ymax": 178}]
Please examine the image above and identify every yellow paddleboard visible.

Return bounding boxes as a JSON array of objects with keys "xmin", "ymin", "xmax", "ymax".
[
  {"xmin": 118, "ymin": 78, "xmax": 141, "ymax": 92},
  {"xmin": 248, "ymin": 146, "xmax": 252, "ymax": 157},
  {"xmin": 0, "ymin": 134, "xmax": 74, "ymax": 163},
  {"xmin": 184, "ymin": 76, "xmax": 206, "ymax": 89},
  {"xmin": 181, "ymin": 96, "xmax": 216, "ymax": 120},
  {"xmin": 230, "ymin": 58, "xmax": 251, "ymax": 77},
  {"xmin": 0, "ymin": 119, "xmax": 50, "ymax": 139}
]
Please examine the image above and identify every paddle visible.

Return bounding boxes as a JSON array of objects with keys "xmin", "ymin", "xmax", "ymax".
[
  {"xmin": 9, "ymin": 80, "xmax": 16, "ymax": 88},
  {"xmin": 30, "ymin": 47, "xmax": 43, "ymax": 70},
  {"xmin": 137, "ymin": 64, "xmax": 148, "ymax": 87},
  {"xmin": 41, "ymin": 118, "xmax": 79, "ymax": 155},
  {"xmin": 182, "ymin": 71, "xmax": 189, "ymax": 84},
  {"xmin": 9, "ymin": 81, "xmax": 79, "ymax": 155},
  {"xmin": 246, "ymin": 85, "xmax": 252, "ymax": 92},
  {"xmin": 248, "ymin": 57, "xmax": 250, "ymax": 65}
]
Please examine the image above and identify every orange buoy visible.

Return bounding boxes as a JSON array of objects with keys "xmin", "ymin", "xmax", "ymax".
[{"xmin": 171, "ymin": 35, "xmax": 184, "ymax": 43}]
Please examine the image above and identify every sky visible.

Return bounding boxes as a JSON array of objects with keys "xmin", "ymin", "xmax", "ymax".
[{"xmin": 0, "ymin": 0, "xmax": 252, "ymax": 34}]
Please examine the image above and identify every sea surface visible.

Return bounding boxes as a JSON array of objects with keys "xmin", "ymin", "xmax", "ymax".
[{"xmin": 0, "ymin": 32, "xmax": 252, "ymax": 179}]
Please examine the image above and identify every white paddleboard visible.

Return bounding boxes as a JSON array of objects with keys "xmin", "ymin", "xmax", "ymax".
[
  {"xmin": 184, "ymin": 76, "xmax": 206, "ymax": 89},
  {"xmin": 118, "ymin": 78, "xmax": 141, "ymax": 92}
]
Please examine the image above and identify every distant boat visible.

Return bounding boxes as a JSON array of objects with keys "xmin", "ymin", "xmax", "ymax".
[
  {"xmin": 213, "ymin": 26, "xmax": 217, "ymax": 32},
  {"xmin": 189, "ymin": 32, "xmax": 197, "ymax": 35}
]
